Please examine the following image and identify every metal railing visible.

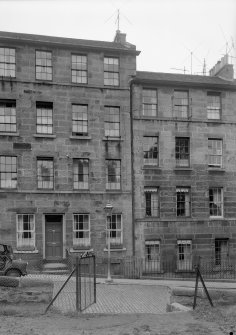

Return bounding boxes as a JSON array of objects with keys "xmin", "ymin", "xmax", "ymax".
[{"xmin": 94, "ymin": 256, "xmax": 236, "ymax": 280}]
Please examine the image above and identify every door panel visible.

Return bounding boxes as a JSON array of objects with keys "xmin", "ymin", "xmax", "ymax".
[{"xmin": 45, "ymin": 215, "xmax": 63, "ymax": 260}]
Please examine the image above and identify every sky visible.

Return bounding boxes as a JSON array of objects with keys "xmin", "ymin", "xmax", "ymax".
[{"xmin": 0, "ymin": 0, "xmax": 235, "ymax": 76}]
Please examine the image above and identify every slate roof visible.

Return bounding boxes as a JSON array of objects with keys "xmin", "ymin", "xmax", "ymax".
[
  {"xmin": 135, "ymin": 71, "xmax": 236, "ymax": 90},
  {"xmin": 0, "ymin": 31, "xmax": 140, "ymax": 55}
]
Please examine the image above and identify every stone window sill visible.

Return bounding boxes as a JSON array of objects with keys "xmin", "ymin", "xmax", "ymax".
[
  {"xmin": 208, "ymin": 168, "xmax": 225, "ymax": 172},
  {"xmin": 174, "ymin": 167, "xmax": 192, "ymax": 171},
  {"xmin": 102, "ymin": 137, "xmax": 123, "ymax": 141},
  {"xmin": 143, "ymin": 165, "xmax": 161, "ymax": 170},
  {"xmin": 0, "ymin": 132, "xmax": 19, "ymax": 136},
  {"xmin": 14, "ymin": 249, "xmax": 39, "ymax": 254},
  {"xmin": 104, "ymin": 247, "xmax": 126, "ymax": 252},
  {"xmin": 69, "ymin": 248, "xmax": 93, "ymax": 253},
  {"xmin": 34, "ymin": 134, "xmax": 56, "ymax": 138},
  {"xmin": 70, "ymin": 135, "xmax": 91, "ymax": 140}
]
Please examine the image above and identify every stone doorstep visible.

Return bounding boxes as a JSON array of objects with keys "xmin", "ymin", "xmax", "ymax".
[
  {"xmin": 43, "ymin": 262, "xmax": 68, "ymax": 269},
  {"xmin": 42, "ymin": 262, "xmax": 70, "ymax": 275}
]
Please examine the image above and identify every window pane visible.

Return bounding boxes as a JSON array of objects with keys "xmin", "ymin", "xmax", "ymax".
[
  {"xmin": 36, "ymin": 51, "xmax": 52, "ymax": 80},
  {"xmin": 176, "ymin": 188, "xmax": 190, "ymax": 217},
  {"xmin": 71, "ymin": 54, "xmax": 87, "ymax": 84},
  {"xmin": 207, "ymin": 92, "xmax": 221, "ymax": 119},
  {"xmin": 72, "ymin": 104, "xmax": 88, "ymax": 136},
  {"xmin": 17, "ymin": 214, "xmax": 35, "ymax": 249},
  {"xmin": 104, "ymin": 106, "xmax": 120, "ymax": 137},
  {"xmin": 37, "ymin": 158, "xmax": 53, "ymax": 189},
  {"xmin": 36, "ymin": 102, "xmax": 53, "ymax": 134},
  {"xmin": 209, "ymin": 188, "xmax": 223, "ymax": 217},
  {"xmin": 175, "ymin": 138, "xmax": 190, "ymax": 167},
  {"xmin": 73, "ymin": 159, "xmax": 89, "ymax": 189},
  {"xmin": 73, "ymin": 214, "xmax": 90, "ymax": 246},
  {"xmin": 143, "ymin": 137, "xmax": 158, "ymax": 165},
  {"xmin": 145, "ymin": 188, "xmax": 159, "ymax": 217},
  {"xmin": 142, "ymin": 89, "xmax": 157, "ymax": 116},
  {"xmin": 0, "ymin": 156, "xmax": 17, "ymax": 188},
  {"xmin": 208, "ymin": 139, "xmax": 222, "ymax": 167},
  {"xmin": 0, "ymin": 48, "xmax": 16, "ymax": 77},
  {"xmin": 0, "ymin": 101, "xmax": 16, "ymax": 132},
  {"xmin": 106, "ymin": 160, "xmax": 121, "ymax": 190},
  {"xmin": 106, "ymin": 214, "xmax": 122, "ymax": 245},
  {"xmin": 104, "ymin": 57, "xmax": 119, "ymax": 86}
]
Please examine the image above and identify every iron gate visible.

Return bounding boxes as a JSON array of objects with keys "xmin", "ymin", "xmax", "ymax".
[{"xmin": 45, "ymin": 252, "xmax": 96, "ymax": 313}]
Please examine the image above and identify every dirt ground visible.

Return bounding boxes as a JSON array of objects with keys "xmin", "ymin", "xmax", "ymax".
[{"xmin": 0, "ymin": 300, "xmax": 235, "ymax": 335}]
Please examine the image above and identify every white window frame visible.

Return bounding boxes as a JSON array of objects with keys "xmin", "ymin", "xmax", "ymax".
[
  {"xmin": 0, "ymin": 47, "xmax": 15, "ymax": 77},
  {"xmin": 71, "ymin": 54, "xmax": 87, "ymax": 84},
  {"xmin": 37, "ymin": 157, "xmax": 54, "ymax": 189},
  {"xmin": 104, "ymin": 106, "xmax": 120, "ymax": 137},
  {"xmin": 104, "ymin": 57, "xmax": 119, "ymax": 86},
  {"xmin": 207, "ymin": 92, "xmax": 221, "ymax": 120},
  {"xmin": 209, "ymin": 187, "xmax": 223, "ymax": 218},
  {"xmin": 0, "ymin": 100, "xmax": 16, "ymax": 133},
  {"xmin": 145, "ymin": 187, "xmax": 159, "ymax": 217},
  {"xmin": 0, "ymin": 155, "xmax": 17, "ymax": 188},
  {"xmin": 72, "ymin": 104, "xmax": 88, "ymax": 136},
  {"xmin": 36, "ymin": 102, "xmax": 53, "ymax": 134},
  {"xmin": 106, "ymin": 159, "xmax": 121, "ymax": 190},
  {"xmin": 36, "ymin": 50, "xmax": 52, "ymax": 81},
  {"xmin": 208, "ymin": 139, "xmax": 222, "ymax": 168},
  {"xmin": 176, "ymin": 187, "xmax": 191, "ymax": 217},
  {"xmin": 106, "ymin": 214, "xmax": 123, "ymax": 246},
  {"xmin": 143, "ymin": 136, "xmax": 159, "ymax": 165},
  {"xmin": 177, "ymin": 240, "xmax": 192, "ymax": 271},
  {"xmin": 16, "ymin": 214, "xmax": 35, "ymax": 249},
  {"xmin": 173, "ymin": 90, "xmax": 189, "ymax": 118},
  {"xmin": 142, "ymin": 89, "xmax": 157, "ymax": 117},
  {"xmin": 73, "ymin": 158, "xmax": 89, "ymax": 190},
  {"xmin": 215, "ymin": 238, "xmax": 229, "ymax": 265},
  {"xmin": 73, "ymin": 214, "xmax": 90, "ymax": 247},
  {"xmin": 175, "ymin": 137, "xmax": 190, "ymax": 167}
]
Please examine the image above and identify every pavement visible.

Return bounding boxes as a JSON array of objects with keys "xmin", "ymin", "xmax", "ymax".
[{"xmin": 28, "ymin": 274, "xmax": 236, "ymax": 315}]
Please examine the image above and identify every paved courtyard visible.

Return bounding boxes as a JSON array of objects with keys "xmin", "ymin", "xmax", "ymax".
[{"xmin": 29, "ymin": 274, "xmax": 171, "ymax": 314}]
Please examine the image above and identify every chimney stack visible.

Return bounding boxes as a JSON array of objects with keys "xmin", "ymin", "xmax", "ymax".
[
  {"xmin": 209, "ymin": 54, "xmax": 234, "ymax": 81},
  {"xmin": 114, "ymin": 30, "xmax": 126, "ymax": 45}
]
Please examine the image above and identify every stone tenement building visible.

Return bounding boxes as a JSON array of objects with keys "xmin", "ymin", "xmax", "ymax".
[
  {"xmin": 0, "ymin": 30, "xmax": 139, "ymax": 270},
  {"xmin": 131, "ymin": 56, "xmax": 236, "ymax": 272},
  {"xmin": 0, "ymin": 30, "xmax": 236, "ymax": 273}
]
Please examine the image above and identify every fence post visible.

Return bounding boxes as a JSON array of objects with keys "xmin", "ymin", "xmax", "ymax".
[
  {"xmin": 76, "ymin": 256, "xmax": 79, "ymax": 312},
  {"xmin": 193, "ymin": 265, "xmax": 199, "ymax": 309},
  {"xmin": 78, "ymin": 256, "xmax": 82, "ymax": 312},
  {"xmin": 93, "ymin": 255, "xmax": 96, "ymax": 303}
]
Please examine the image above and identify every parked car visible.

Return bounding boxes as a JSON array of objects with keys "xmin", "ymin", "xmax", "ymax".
[{"xmin": 0, "ymin": 244, "xmax": 27, "ymax": 277}]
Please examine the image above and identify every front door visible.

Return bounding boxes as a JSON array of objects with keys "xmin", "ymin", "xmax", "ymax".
[{"xmin": 45, "ymin": 215, "xmax": 63, "ymax": 260}]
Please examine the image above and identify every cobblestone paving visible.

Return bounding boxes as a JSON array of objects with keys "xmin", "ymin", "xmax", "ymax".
[{"xmin": 29, "ymin": 274, "xmax": 170, "ymax": 314}]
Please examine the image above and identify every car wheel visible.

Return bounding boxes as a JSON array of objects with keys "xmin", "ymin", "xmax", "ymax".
[{"xmin": 5, "ymin": 269, "xmax": 21, "ymax": 277}]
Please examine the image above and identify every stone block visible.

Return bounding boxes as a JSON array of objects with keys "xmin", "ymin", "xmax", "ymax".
[{"xmin": 0, "ymin": 277, "xmax": 54, "ymax": 304}]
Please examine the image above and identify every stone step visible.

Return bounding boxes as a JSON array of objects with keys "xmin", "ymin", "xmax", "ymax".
[
  {"xmin": 42, "ymin": 262, "xmax": 70, "ymax": 275},
  {"xmin": 41, "ymin": 269, "xmax": 70, "ymax": 275},
  {"xmin": 43, "ymin": 262, "xmax": 68, "ymax": 270}
]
